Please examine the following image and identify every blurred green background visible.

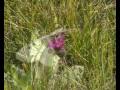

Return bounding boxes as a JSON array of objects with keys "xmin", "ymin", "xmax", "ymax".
[{"xmin": 4, "ymin": 0, "xmax": 116, "ymax": 90}]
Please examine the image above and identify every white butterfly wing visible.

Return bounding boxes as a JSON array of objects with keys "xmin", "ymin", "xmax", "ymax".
[{"xmin": 29, "ymin": 39, "xmax": 60, "ymax": 67}]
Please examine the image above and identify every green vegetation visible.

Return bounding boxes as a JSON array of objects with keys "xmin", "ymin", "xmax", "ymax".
[{"xmin": 4, "ymin": 0, "xmax": 116, "ymax": 90}]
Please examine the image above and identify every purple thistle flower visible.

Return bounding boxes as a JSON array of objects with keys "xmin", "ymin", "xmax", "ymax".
[{"xmin": 48, "ymin": 33, "xmax": 65, "ymax": 50}]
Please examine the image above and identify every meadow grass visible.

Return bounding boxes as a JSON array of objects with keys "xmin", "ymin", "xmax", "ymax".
[{"xmin": 4, "ymin": 0, "xmax": 116, "ymax": 90}]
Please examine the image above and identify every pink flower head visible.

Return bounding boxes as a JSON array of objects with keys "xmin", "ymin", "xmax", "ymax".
[{"xmin": 48, "ymin": 33, "xmax": 65, "ymax": 50}]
